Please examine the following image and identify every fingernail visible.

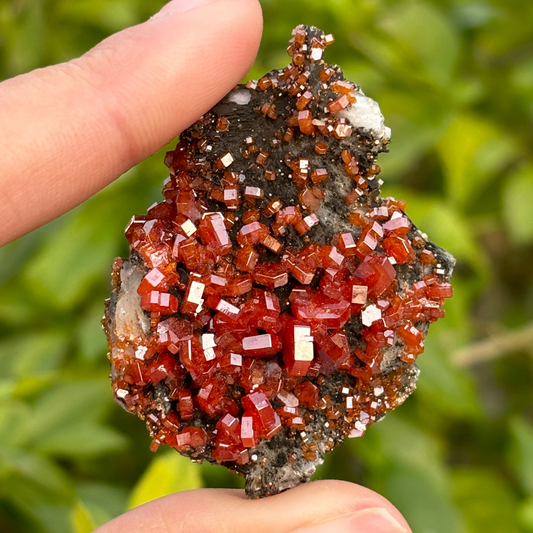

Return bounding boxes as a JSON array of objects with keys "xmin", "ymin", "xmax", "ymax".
[
  {"xmin": 291, "ymin": 507, "xmax": 408, "ymax": 533},
  {"xmin": 152, "ymin": 0, "xmax": 219, "ymax": 18}
]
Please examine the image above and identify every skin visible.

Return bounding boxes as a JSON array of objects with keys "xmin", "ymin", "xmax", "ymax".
[
  {"xmin": 0, "ymin": 1, "xmax": 412, "ymax": 531},
  {"xmin": 95, "ymin": 481, "xmax": 411, "ymax": 533}
]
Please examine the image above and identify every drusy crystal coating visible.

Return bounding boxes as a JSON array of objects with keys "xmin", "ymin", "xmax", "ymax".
[{"xmin": 103, "ymin": 25, "xmax": 455, "ymax": 498}]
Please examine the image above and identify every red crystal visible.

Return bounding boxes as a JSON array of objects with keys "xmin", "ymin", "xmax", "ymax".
[
  {"xmin": 140, "ymin": 291, "xmax": 178, "ymax": 314},
  {"xmin": 353, "ymin": 255, "xmax": 396, "ymax": 297},
  {"xmin": 294, "ymin": 381, "xmax": 319, "ymax": 409},
  {"xmin": 240, "ymin": 415, "xmax": 259, "ymax": 448},
  {"xmin": 283, "ymin": 320, "xmax": 314, "ymax": 376},
  {"xmin": 383, "ymin": 215, "xmax": 411, "ymax": 234},
  {"xmin": 243, "ymin": 333, "xmax": 283, "ymax": 358},
  {"xmin": 382, "ymin": 234, "xmax": 416, "ymax": 264},
  {"xmin": 198, "ymin": 212, "xmax": 232, "ymax": 253},
  {"xmin": 137, "ymin": 268, "xmax": 169, "ymax": 295},
  {"xmin": 298, "ymin": 110, "xmax": 315, "ymax": 135},
  {"xmin": 242, "ymin": 392, "xmax": 282, "ymax": 438},
  {"xmin": 292, "ymin": 291, "xmax": 351, "ymax": 328},
  {"xmin": 237, "ymin": 221, "xmax": 270, "ymax": 245},
  {"xmin": 252, "ymin": 262, "xmax": 288, "ymax": 289}
]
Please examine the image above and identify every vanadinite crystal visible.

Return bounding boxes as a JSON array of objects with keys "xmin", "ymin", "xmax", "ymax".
[{"xmin": 103, "ymin": 25, "xmax": 455, "ymax": 498}]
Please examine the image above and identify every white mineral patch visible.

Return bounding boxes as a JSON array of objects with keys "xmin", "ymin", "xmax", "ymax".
[
  {"xmin": 361, "ymin": 304, "xmax": 382, "ymax": 327},
  {"xmin": 115, "ymin": 263, "xmax": 150, "ymax": 340},
  {"xmin": 228, "ymin": 89, "xmax": 252, "ymax": 105},
  {"xmin": 202, "ymin": 333, "xmax": 217, "ymax": 350},
  {"xmin": 294, "ymin": 325, "xmax": 314, "ymax": 361},
  {"xmin": 338, "ymin": 93, "xmax": 391, "ymax": 141}
]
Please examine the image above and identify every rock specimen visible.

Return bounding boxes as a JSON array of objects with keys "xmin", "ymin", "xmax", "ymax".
[{"xmin": 103, "ymin": 25, "xmax": 455, "ymax": 498}]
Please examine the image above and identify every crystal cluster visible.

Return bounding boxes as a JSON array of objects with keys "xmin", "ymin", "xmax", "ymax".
[{"xmin": 103, "ymin": 25, "xmax": 455, "ymax": 498}]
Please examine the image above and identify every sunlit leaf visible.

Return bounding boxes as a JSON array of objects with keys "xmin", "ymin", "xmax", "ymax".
[
  {"xmin": 519, "ymin": 497, "xmax": 533, "ymax": 532},
  {"xmin": 129, "ymin": 451, "xmax": 203, "ymax": 509},
  {"xmin": 71, "ymin": 501, "xmax": 97, "ymax": 533},
  {"xmin": 508, "ymin": 416, "xmax": 533, "ymax": 495},
  {"xmin": 503, "ymin": 164, "xmax": 533, "ymax": 245}
]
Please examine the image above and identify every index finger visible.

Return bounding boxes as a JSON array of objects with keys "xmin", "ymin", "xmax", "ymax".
[{"xmin": 0, "ymin": 0, "xmax": 263, "ymax": 245}]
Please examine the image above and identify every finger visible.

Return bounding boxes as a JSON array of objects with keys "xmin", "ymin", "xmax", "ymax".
[
  {"xmin": 0, "ymin": 0, "xmax": 262, "ymax": 245},
  {"xmin": 95, "ymin": 480, "xmax": 412, "ymax": 533}
]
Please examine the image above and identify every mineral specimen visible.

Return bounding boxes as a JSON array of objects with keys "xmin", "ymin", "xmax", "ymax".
[{"xmin": 103, "ymin": 24, "xmax": 455, "ymax": 498}]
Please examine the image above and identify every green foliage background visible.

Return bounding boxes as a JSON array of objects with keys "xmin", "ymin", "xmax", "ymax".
[{"xmin": 1, "ymin": 0, "xmax": 532, "ymax": 531}]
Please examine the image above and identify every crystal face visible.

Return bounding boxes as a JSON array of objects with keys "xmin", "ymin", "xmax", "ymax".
[{"xmin": 103, "ymin": 24, "xmax": 455, "ymax": 498}]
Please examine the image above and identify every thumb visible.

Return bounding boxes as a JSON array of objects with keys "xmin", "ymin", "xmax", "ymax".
[
  {"xmin": 0, "ymin": 0, "xmax": 262, "ymax": 245},
  {"xmin": 95, "ymin": 481, "xmax": 412, "ymax": 533}
]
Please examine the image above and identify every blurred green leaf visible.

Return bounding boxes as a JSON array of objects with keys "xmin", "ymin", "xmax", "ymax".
[
  {"xmin": 34, "ymin": 422, "xmax": 128, "ymax": 459},
  {"xmin": 417, "ymin": 333, "xmax": 481, "ymax": 420},
  {"xmin": 77, "ymin": 300, "xmax": 108, "ymax": 362},
  {"xmin": 508, "ymin": 416, "xmax": 533, "ymax": 495},
  {"xmin": 0, "ymin": 400, "xmax": 33, "ymax": 450},
  {"xmin": 0, "ymin": 228, "xmax": 45, "ymax": 286},
  {"xmin": 377, "ymin": 91, "xmax": 451, "ymax": 180},
  {"xmin": 0, "ymin": 330, "xmax": 69, "ymax": 382},
  {"xmin": 370, "ymin": 416, "xmax": 466, "ymax": 532},
  {"xmin": 503, "ymin": 164, "xmax": 533, "ymax": 245},
  {"xmin": 4, "ymin": 474, "xmax": 72, "ymax": 533},
  {"xmin": 21, "ymin": 200, "xmax": 120, "ymax": 311},
  {"xmin": 437, "ymin": 114, "xmax": 518, "ymax": 207},
  {"xmin": 129, "ymin": 451, "xmax": 203, "ymax": 509},
  {"xmin": 386, "ymin": 464, "xmax": 466, "ymax": 533},
  {"xmin": 76, "ymin": 482, "xmax": 128, "ymax": 527},
  {"xmin": 9, "ymin": 451, "xmax": 73, "ymax": 499},
  {"xmin": 22, "ymin": 380, "xmax": 114, "ymax": 448},
  {"xmin": 380, "ymin": 2, "xmax": 460, "ymax": 88},
  {"xmin": 373, "ymin": 415, "xmax": 445, "ymax": 487},
  {"xmin": 450, "ymin": 467, "xmax": 521, "ymax": 533},
  {"xmin": 59, "ymin": 0, "xmax": 139, "ymax": 33}
]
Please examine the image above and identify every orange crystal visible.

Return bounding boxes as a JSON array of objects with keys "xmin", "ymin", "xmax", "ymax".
[{"xmin": 105, "ymin": 23, "xmax": 454, "ymax": 499}]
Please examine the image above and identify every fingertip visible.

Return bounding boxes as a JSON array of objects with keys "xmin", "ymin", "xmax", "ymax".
[
  {"xmin": 110, "ymin": 481, "xmax": 412, "ymax": 533},
  {"xmin": 64, "ymin": 0, "xmax": 264, "ymax": 167},
  {"xmin": 0, "ymin": 0, "xmax": 264, "ymax": 243},
  {"xmin": 257, "ymin": 480, "xmax": 411, "ymax": 531},
  {"xmin": 298, "ymin": 480, "xmax": 412, "ymax": 532}
]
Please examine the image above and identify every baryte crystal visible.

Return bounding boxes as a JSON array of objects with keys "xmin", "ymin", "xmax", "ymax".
[{"xmin": 104, "ymin": 25, "xmax": 455, "ymax": 499}]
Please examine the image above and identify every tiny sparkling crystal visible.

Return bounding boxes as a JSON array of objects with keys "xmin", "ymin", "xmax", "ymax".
[{"xmin": 104, "ymin": 24, "xmax": 455, "ymax": 499}]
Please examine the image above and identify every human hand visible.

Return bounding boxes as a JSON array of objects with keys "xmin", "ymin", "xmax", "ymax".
[
  {"xmin": 95, "ymin": 481, "xmax": 411, "ymax": 533},
  {"xmin": 0, "ymin": 1, "xmax": 412, "ymax": 531}
]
